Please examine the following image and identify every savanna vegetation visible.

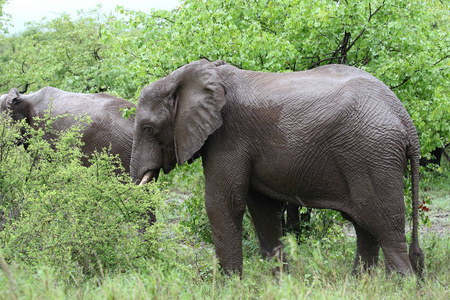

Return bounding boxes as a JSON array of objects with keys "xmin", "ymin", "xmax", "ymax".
[{"xmin": 0, "ymin": 0, "xmax": 449, "ymax": 298}]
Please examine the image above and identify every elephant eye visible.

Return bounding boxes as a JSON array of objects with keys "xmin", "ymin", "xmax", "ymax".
[{"xmin": 143, "ymin": 126, "xmax": 153, "ymax": 135}]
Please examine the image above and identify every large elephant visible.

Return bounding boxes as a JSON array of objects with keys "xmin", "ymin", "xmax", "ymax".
[
  {"xmin": 0, "ymin": 87, "xmax": 135, "ymax": 174},
  {"xmin": 130, "ymin": 59, "xmax": 424, "ymax": 277}
]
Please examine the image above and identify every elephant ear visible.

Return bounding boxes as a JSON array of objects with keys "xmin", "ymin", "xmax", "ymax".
[
  {"xmin": 172, "ymin": 59, "xmax": 226, "ymax": 166},
  {"xmin": 2, "ymin": 88, "xmax": 21, "ymax": 113}
]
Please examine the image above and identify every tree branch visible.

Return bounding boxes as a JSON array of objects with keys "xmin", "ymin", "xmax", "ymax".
[
  {"xmin": 18, "ymin": 83, "xmax": 33, "ymax": 94},
  {"xmin": 368, "ymin": 1, "xmax": 385, "ymax": 23},
  {"xmin": 433, "ymin": 55, "xmax": 449, "ymax": 66},
  {"xmin": 390, "ymin": 76, "xmax": 411, "ymax": 89},
  {"xmin": 346, "ymin": 28, "xmax": 366, "ymax": 53},
  {"xmin": 21, "ymin": 61, "xmax": 26, "ymax": 74}
]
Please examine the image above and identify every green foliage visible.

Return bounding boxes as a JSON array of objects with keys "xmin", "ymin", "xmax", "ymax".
[
  {"xmin": 120, "ymin": 106, "xmax": 136, "ymax": 120},
  {"xmin": 175, "ymin": 165, "xmax": 213, "ymax": 244},
  {"xmin": 159, "ymin": 161, "xmax": 219, "ymax": 248},
  {"xmin": 0, "ymin": 114, "xmax": 171, "ymax": 281},
  {"xmin": 301, "ymin": 209, "xmax": 346, "ymax": 241},
  {"xmin": 115, "ymin": 0, "xmax": 449, "ymax": 157},
  {"xmin": 0, "ymin": 0, "xmax": 10, "ymax": 34},
  {"xmin": 0, "ymin": 6, "xmax": 135, "ymax": 98}
]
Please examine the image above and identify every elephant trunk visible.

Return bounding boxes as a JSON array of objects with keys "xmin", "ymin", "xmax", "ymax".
[{"xmin": 130, "ymin": 138, "xmax": 163, "ymax": 185}]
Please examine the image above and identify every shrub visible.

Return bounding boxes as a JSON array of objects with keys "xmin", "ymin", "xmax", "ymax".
[{"xmin": 0, "ymin": 114, "xmax": 166, "ymax": 281}]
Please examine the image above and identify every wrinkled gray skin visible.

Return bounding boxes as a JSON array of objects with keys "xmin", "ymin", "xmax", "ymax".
[
  {"xmin": 0, "ymin": 87, "xmax": 135, "ymax": 173},
  {"xmin": 130, "ymin": 59, "xmax": 424, "ymax": 277}
]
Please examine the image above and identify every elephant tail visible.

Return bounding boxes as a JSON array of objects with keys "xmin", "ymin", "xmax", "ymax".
[{"xmin": 408, "ymin": 145, "xmax": 424, "ymax": 278}]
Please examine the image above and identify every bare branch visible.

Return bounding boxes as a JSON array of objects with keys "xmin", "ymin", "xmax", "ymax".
[
  {"xmin": 346, "ymin": 28, "xmax": 366, "ymax": 53},
  {"xmin": 368, "ymin": 1, "xmax": 385, "ymax": 23},
  {"xmin": 433, "ymin": 55, "xmax": 450, "ymax": 66},
  {"xmin": 18, "ymin": 82, "xmax": 34, "ymax": 94},
  {"xmin": 390, "ymin": 76, "xmax": 411, "ymax": 89}
]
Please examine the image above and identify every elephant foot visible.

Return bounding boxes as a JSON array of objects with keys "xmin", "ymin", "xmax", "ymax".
[{"xmin": 382, "ymin": 243, "xmax": 415, "ymax": 277}]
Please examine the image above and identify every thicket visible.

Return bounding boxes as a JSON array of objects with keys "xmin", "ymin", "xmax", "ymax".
[{"xmin": 0, "ymin": 115, "xmax": 180, "ymax": 282}]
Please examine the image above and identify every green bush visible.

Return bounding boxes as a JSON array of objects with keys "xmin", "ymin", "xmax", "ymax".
[{"xmin": 0, "ymin": 114, "xmax": 168, "ymax": 281}]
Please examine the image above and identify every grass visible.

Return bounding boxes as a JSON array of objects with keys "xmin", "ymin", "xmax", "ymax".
[
  {"xmin": 423, "ymin": 173, "xmax": 450, "ymax": 212},
  {"xmin": 1, "ymin": 162, "xmax": 449, "ymax": 299},
  {"xmin": 1, "ymin": 231, "xmax": 449, "ymax": 299}
]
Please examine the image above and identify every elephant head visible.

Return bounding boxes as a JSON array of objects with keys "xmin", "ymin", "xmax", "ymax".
[
  {"xmin": 131, "ymin": 59, "xmax": 227, "ymax": 184},
  {"xmin": 0, "ymin": 88, "xmax": 31, "ymax": 147},
  {"xmin": 0, "ymin": 88, "xmax": 23, "ymax": 119}
]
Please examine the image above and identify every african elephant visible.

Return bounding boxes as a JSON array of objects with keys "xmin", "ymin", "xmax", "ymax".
[
  {"xmin": 0, "ymin": 87, "xmax": 135, "ymax": 174},
  {"xmin": 130, "ymin": 59, "xmax": 424, "ymax": 277}
]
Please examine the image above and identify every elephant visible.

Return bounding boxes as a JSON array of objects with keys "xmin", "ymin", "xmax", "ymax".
[
  {"xmin": 283, "ymin": 204, "xmax": 311, "ymax": 239},
  {"xmin": 0, "ymin": 86, "xmax": 135, "ymax": 174},
  {"xmin": 130, "ymin": 59, "xmax": 424, "ymax": 277}
]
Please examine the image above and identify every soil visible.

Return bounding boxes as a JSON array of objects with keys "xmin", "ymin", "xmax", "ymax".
[
  {"xmin": 420, "ymin": 209, "xmax": 450, "ymax": 236},
  {"xmin": 342, "ymin": 208, "xmax": 450, "ymax": 238}
]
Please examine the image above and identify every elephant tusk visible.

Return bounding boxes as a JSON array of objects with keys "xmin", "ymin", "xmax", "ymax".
[{"xmin": 139, "ymin": 171, "xmax": 154, "ymax": 186}]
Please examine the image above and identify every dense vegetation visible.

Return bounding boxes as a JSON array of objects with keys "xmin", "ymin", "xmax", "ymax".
[{"xmin": 0, "ymin": 0, "xmax": 449, "ymax": 298}]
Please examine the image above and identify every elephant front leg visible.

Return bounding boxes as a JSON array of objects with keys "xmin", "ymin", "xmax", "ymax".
[{"xmin": 205, "ymin": 181, "xmax": 247, "ymax": 275}]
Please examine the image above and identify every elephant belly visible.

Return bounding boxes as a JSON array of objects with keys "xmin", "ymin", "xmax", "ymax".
[{"xmin": 249, "ymin": 160, "xmax": 349, "ymax": 211}]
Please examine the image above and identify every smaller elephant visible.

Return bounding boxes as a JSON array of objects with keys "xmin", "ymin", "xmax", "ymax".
[{"xmin": 0, "ymin": 87, "xmax": 135, "ymax": 174}]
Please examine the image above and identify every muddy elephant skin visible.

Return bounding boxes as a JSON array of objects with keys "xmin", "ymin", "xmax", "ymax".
[
  {"xmin": 130, "ymin": 59, "xmax": 424, "ymax": 277},
  {"xmin": 0, "ymin": 87, "xmax": 135, "ymax": 173}
]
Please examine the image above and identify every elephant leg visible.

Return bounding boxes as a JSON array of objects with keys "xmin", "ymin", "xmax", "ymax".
[
  {"xmin": 203, "ymin": 158, "xmax": 250, "ymax": 275},
  {"xmin": 285, "ymin": 203, "xmax": 300, "ymax": 235},
  {"xmin": 248, "ymin": 189, "xmax": 287, "ymax": 274},
  {"xmin": 351, "ymin": 222, "xmax": 380, "ymax": 275},
  {"xmin": 377, "ymin": 214, "xmax": 414, "ymax": 276},
  {"xmin": 351, "ymin": 208, "xmax": 412, "ymax": 275},
  {"xmin": 341, "ymin": 212, "xmax": 380, "ymax": 275},
  {"xmin": 369, "ymin": 194, "xmax": 413, "ymax": 275},
  {"xmin": 346, "ymin": 174, "xmax": 413, "ymax": 276},
  {"xmin": 247, "ymin": 189, "xmax": 285, "ymax": 260},
  {"xmin": 205, "ymin": 190, "xmax": 247, "ymax": 275}
]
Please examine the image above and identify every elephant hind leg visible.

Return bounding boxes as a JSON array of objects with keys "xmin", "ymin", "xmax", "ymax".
[
  {"xmin": 342, "ymin": 211, "xmax": 380, "ymax": 275},
  {"xmin": 352, "ymin": 209, "xmax": 413, "ymax": 275},
  {"xmin": 351, "ymin": 221, "xmax": 380, "ymax": 275},
  {"xmin": 350, "ymin": 210, "xmax": 413, "ymax": 275},
  {"xmin": 345, "ymin": 171, "xmax": 414, "ymax": 276},
  {"xmin": 377, "ymin": 213, "xmax": 414, "ymax": 276},
  {"xmin": 247, "ymin": 189, "xmax": 285, "ymax": 267}
]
